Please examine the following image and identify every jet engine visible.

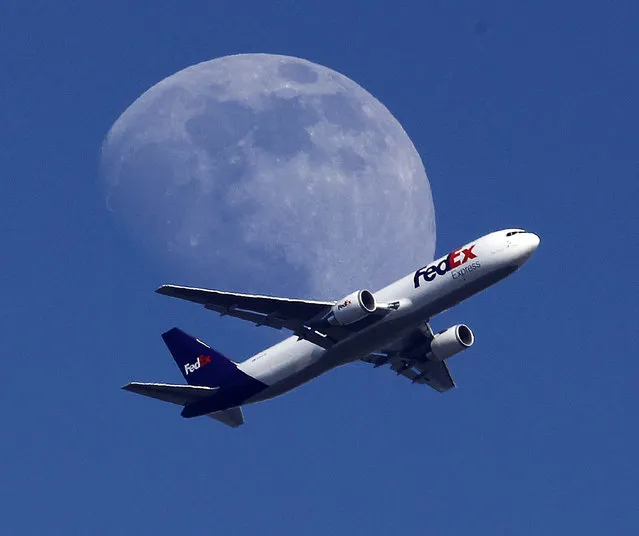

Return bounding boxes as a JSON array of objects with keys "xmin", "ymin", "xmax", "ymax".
[
  {"xmin": 327, "ymin": 290, "xmax": 377, "ymax": 326},
  {"xmin": 429, "ymin": 324, "xmax": 475, "ymax": 361}
]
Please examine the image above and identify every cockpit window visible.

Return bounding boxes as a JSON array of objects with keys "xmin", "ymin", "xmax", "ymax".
[{"xmin": 506, "ymin": 230, "xmax": 526, "ymax": 237}]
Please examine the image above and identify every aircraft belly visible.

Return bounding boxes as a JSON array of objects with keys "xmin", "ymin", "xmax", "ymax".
[
  {"xmin": 246, "ymin": 324, "xmax": 414, "ymax": 403},
  {"xmin": 246, "ymin": 357, "xmax": 343, "ymax": 402},
  {"xmin": 239, "ymin": 337, "xmax": 324, "ymax": 387}
]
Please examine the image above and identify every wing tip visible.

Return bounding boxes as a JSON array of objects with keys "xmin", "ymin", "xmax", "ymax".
[
  {"xmin": 122, "ymin": 382, "xmax": 144, "ymax": 394},
  {"xmin": 155, "ymin": 284, "xmax": 174, "ymax": 295}
]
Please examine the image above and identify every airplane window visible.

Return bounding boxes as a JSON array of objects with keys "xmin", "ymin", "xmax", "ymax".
[{"xmin": 506, "ymin": 231, "xmax": 526, "ymax": 237}]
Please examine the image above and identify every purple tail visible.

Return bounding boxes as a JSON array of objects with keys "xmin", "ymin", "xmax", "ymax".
[
  {"xmin": 161, "ymin": 328, "xmax": 268, "ymax": 418},
  {"xmin": 161, "ymin": 328, "xmax": 242, "ymax": 388}
]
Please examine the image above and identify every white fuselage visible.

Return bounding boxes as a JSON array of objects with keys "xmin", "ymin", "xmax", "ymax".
[{"xmin": 239, "ymin": 229, "xmax": 540, "ymax": 403}]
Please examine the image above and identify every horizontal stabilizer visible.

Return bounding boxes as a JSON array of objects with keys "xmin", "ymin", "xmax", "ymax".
[
  {"xmin": 208, "ymin": 407, "xmax": 244, "ymax": 428},
  {"xmin": 123, "ymin": 383, "xmax": 244, "ymax": 428},
  {"xmin": 122, "ymin": 382, "xmax": 218, "ymax": 405}
]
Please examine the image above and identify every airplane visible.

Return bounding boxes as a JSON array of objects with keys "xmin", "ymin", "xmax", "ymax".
[{"xmin": 124, "ymin": 229, "xmax": 540, "ymax": 427}]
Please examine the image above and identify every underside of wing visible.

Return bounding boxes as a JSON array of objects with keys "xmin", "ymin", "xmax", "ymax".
[
  {"xmin": 412, "ymin": 360, "xmax": 456, "ymax": 392},
  {"xmin": 157, "ymin": 284, "xmax": 336, "ymax": 347},
  {"xmin": 362, "ymin": 353, "xmax": 456, "ymax": 393},
  {"xmin": 156, "ymin": 285, "xmax": 334, "ymax": 319},
  {"xmin": 361, "ymin": 322, "xmax": 457, "ymax": 393},
  {"xmin": 156, "ymin": 284, "xmax": 388, "ymax": 349}
]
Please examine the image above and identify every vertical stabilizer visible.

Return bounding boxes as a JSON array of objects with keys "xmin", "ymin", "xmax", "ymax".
[
  {"xmin": 161, "ymin": 328, "xmax": 240, "ymax": 388},
  {"xmin": 161, "ymin": 328, "xmax": 267, "ymax": 418}
]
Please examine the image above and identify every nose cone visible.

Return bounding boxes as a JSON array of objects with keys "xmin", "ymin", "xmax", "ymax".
[
  {"xmin": 519, "ymin": 232, "xmax": 540, "ymax": 264},
  {"xmin": 528, "ymin": 232, "xmax": 541, "ymax": 250}
]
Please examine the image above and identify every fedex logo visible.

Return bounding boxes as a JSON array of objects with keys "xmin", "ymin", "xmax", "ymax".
[
  {"xmin": 184, "ymin": 354, "xmax": 212, "ymax": 375},
  {"xmin": 413, "ymin": 245, "xmax": 477, "ymax": 288},
  {"xmin": 337, "ymin": 299, "xmax": 352, "ymax": 310}
]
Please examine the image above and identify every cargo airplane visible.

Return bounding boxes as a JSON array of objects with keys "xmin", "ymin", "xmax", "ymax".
[{"xmin": 124, "ymin": 229, "xmax": 540, "ymax": 427}]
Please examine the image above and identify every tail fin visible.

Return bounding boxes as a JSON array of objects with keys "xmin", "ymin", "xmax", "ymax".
[{"xmin": 162, "ymin": 328, "xmax": 239, "ymax": 388}]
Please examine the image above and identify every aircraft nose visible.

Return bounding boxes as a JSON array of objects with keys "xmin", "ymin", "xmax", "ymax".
[
  {"xmin": 518, "ymin": 232, "xmax": 540, "ymax": 264},
  {"xmin": 528, "ymin": 232, "xmax": 540, "ymax": 250}
]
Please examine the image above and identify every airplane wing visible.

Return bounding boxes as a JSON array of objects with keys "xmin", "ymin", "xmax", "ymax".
[
  {"xmin": 361, "ymin": 354, "xmax": 456, "ymax": 392},
  {"xmin": 156, "ymin": 285, "xmax": 388, "ymax": 349},
  {"xmin": 360, "ymin": 322, "xmax": 456, "ymax": 393}
]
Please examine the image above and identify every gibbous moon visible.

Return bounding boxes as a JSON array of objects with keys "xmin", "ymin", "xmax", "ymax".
[{"xmin": 100, "ymin": 54, "xmax": 435, "ymax": 299}]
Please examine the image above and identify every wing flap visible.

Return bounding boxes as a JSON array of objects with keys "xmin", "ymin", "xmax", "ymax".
[
  {"xmin": 203, "ymin": 302, "xmax": 332, "ymax": 348},
  {"xmin": 361, "ymin": 356, "xmax": 456, "ymax": 393},
  {"xmin": 361, "ymin": 321, "xmax": 457, "ymax": 393},
  {"xmin": 413, "ymin": 361, "xmax": 456, "ymax": 392}
]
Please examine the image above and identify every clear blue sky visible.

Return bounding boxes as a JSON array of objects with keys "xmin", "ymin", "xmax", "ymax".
[{"xmin": 2, "ymin": 1, "xmax": 638, "ymax": 534}]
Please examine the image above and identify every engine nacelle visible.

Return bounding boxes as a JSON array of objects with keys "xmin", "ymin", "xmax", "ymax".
[
  {"xmin": 430, "ymin": 324, "xmax": 475, "ymax": 361},
  {"xmin": 327, "ymin": 290, "xmax": 377, "ymax": 326}
]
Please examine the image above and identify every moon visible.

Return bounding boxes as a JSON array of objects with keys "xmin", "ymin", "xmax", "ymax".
[{"xmin": 100, "ymin": 54, "xmax": 435, "ymax": 299}]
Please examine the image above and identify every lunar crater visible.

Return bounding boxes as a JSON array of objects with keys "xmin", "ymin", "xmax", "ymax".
[{"xmin": 278, "ymin": 61, "xmax": 319, "ymax": 84}]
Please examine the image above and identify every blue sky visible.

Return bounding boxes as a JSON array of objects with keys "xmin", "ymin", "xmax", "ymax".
[{"xmin": 2, "ymin": 1, "xmax": 638, "ymax": 534}]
